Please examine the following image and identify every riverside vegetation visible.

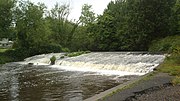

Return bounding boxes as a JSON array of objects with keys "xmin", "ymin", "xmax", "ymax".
[
  {"xmin": 0, "ymin": 0, "xmax": 179, "ymax": 82},
  {"xmin": 149, "ymin": 35, "xmax": 180, "ymax": 85}
]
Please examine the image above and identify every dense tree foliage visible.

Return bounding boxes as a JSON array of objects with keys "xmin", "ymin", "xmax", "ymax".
[
  {"xmin": 71, "ymin": 4, "xmax": 96, "ymax": 51},
  {"xmin": 15, "ymin": 1, "xmax": 48, "ymax": 48},
  {"xmin": 14, "ymin": 1, "xmax": 62, "ymax": 55},
  {"xmin": 0, "ymin": 0, "xmax": 179, "ymax": 56},
  {"xmin": 46, "ymin": 3, "xmax": 72, "ymax": 46},
  {"xmin": 79, "ymin": 4, "xmax": 96, "ymax": 26},
  {"xmin": 87, "ymin": 0, "xmax": 179, "ymax": 51},
  {"xmin": 0, "ymin": 0, "xmax": 16, "ymax": 39}
]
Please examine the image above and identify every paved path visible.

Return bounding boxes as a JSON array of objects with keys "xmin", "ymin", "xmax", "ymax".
[
  {"xmin": 87, "ymin": 73, "xmax": 175, "ymax": 101},
  {"xmin": 131, "ymin": 85, "xmax": 180, "ymax": 101}
]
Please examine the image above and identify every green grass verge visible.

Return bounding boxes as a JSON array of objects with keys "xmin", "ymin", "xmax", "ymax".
[
  {"xmin": 157, "ymin": 52, "xmax": 180, "ymax": 85},
  {"xmin": 0, "ymin": 49, "xmax": 8, "ymax": 53},
  {"xmin": 149, "ymin": 35, "xmax": 180, "ymax": 53},
  {"xmin": 157, "ymin": 54, "xmax": 180, "ymax": 76},
  {"xmin": 149, "ymin": 35, "xmax": 180, "ymax": 85}
]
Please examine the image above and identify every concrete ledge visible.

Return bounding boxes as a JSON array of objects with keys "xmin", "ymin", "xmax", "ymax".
[
  {"xmin": 84, "ymin": 73, "xmax": 173, "ymax": 101},
  {"xmin": 84, "ymin": 75, "xmax": 144, "ymax": 101}
]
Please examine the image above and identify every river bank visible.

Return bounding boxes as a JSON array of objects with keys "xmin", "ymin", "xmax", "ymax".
[
  {"xmin": 85, "ymin": 52, "xmax": 180, "ymax": 101},
  {"xmin": 95, "ymin": 72, "xmax": 178, "ymax": 101},
  {"xmin": 130, "ymin": 84, "xmax": 180, "ymax": 101}
]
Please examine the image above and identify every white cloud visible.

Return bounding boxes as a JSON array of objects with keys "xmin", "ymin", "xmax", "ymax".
[{"xmin": 28, "ymin": 0, "xmax": 114, "ymax": 20}]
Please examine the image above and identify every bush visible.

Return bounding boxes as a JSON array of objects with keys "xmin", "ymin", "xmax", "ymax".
[
  {"xmin": 50, "ymin": 56, "xmax": 56, "ymax": 65},
  {"xmin": 0, "ymin": 55, "xmax": 13, "ymax": 64},
  {"xmin": 62, "ymin": 47, "xmax": 70, "ymax": 52},
  {"xmin": 66, "ymin": 51, "xmax": 91, "ymax": 57},
  {"xmin": 154, "ymin": 36, "xmax": 180, "ymax": 77},
  {"xmin": 29, "ymin": 43, "xmax": 62, "ymax": 56},
  {"xmin": 85, "ymin": 51, "xmax": 91, "ymax": 53},
  {"xmin": 67, "ymin": 52, "xmax": 82, "ymax": 57},
  {"xmin": 157, "ymin": 49, "xmax": 180, "ymax": 76},
  {"xmin": 60, "ymin": 56, "xmax": 65, "ymax": 59},
  {"xmin": 0, "ymin": 43, "xmax": 63, "ymax": 64},
  {"xmin": 149, "ymin": 35, "xmax": 180, "ymax": 53},
  {"xmin": 0, "ymin": 48, "xmax": 29, "ymax": 64}
]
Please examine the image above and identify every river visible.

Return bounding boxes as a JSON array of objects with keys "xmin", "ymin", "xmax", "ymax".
[{"xmin": 0, "ymin": 52, "xmax": 165, "ymax": 101}]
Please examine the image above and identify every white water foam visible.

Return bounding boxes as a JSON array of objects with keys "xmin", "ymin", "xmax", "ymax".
[
  {"xmin": 21, "ymin": 52, "xmax": 165, "ymax": 76},
  {"xmin": 49, "ymin": 65, "xmax": 145, "ymax": 76}
]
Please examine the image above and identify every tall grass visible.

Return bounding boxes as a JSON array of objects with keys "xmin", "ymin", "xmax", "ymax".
[
  {"xmin": 149, "ymin": 35, "xmax": 180, "ymax": 85},
  {"xmin": 149, "ymin": 35, "xmax": 180, "ymax": 53}
]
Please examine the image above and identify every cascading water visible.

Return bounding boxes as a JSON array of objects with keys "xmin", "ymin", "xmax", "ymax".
[
  {"xmin": 0, "ymin": 52, "xmax": 166, "ymax": 101},
  {"xmin": 23, "ymin": 52, "xmax": 165, "ymax": 75}
]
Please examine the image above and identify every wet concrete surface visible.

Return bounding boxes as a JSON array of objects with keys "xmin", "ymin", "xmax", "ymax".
[{"xmin": 97, "ymin": 73, "xmax": 175, "ymax": 101}]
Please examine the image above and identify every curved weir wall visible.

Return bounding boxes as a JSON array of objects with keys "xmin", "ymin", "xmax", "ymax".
[{"xmin": 23, "ymin": 52, "xmax": 165, "ymax": 75}]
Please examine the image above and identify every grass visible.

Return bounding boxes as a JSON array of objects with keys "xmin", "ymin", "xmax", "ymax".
[
  {"xmin": 157, "ymin": 54, "xmax": 180, "ymax": 76},
  {"xmin": 0, "ymin": 48, "xmax": 8, "ymax": 53},
  {"xmin": 172, "ymin": 76, "xmax": 180, "ymax": 85},
  {"xmin": 149, "ymin": 35, "xmax": 180, "ymax": 53},
  {"xmin": 149, "ymin": 35, "xmax": 180, "ymax": 85},
  {"xmin": 157, "ymin": 52, "xmax": 180, "ymax": 85}
]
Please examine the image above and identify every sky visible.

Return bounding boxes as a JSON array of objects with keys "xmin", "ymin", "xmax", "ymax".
[{"xmin": 28, "ymin": 0, "xmax": 114, "ymax": 21}]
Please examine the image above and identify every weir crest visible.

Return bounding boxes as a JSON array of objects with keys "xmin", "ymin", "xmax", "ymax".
[{"xmin": 23, "ymin": 52, "xmax": 165, "ymax": 75}]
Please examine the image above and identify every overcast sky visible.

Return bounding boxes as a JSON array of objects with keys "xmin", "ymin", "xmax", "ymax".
[{"xmin": 28, "ymin": 0, "xmax": 114, "ymax": 21}]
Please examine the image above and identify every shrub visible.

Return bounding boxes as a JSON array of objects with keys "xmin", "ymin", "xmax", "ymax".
[
  {"xmin": 85, "ymin": 51, "xmax": 91, "ymax": 53},
  {"xmin": 66, "ymin": 51, "xmax": 91, "ymax": 57},
  {"xmin": 0, "ymin": 43, "xmax": 63, "ymax": 64},
  {"xmin": 62, "ymin": 47, "xmax": 70, "ymax": 52},
  {"xmin": 60, "ymin": 56, "xmax": 65, "ymax": 59},
  {"xmin": 29, "ymin": 43, "xmax": 62, "ymax": 56},
  {"xmin": 0, "ymin": 55, "xmax": 13, "ymax": 64},
  {"xmin": 149, "ymin": 35, "xmax": 180, "ymax": 53},
  {"xmin": 50, "ymin": 56, "xmax": 56, "ymax": 65}
]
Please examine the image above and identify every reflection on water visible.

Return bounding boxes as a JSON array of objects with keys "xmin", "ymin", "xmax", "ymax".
[
  {"xmin": 9, "ymin": 74, "xmax": 19, "ymax": 101},
  {"xmin": 0, "ymin": 63, "xmax": 137, "ymax": 101}
]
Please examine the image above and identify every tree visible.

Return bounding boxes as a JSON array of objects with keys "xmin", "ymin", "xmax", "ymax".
[
  {"xmin": 173, "ymin": 0, "xmax": 180, "ymax": 34},
  {"xmin": 87, "ymin": 0, "xmax": 178, "ymax": 51},
  {"xmin": 69, "ymin": 4, "xmax": 97, "ymax": 51},
  {"xmin": 47, "ymin": 3, "xmax": 76, "ymax": 47},
  {"xmin": 128, "ymin": 0, "xmax": 177, "ymax": 50},
  {"xmin": 0, "ymin": 0, "xmax": 16, "ymax": 39},
  {"xmin": 79, "ymin": 4, "xmax": 96, "ymax": 26},
  {"xmin": 15, "ymin": 1, "xmax": 50, "ymax": 49}
]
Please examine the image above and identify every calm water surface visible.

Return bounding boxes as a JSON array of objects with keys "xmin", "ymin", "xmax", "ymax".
[{"xmin": 0, "ymin": 63, "xmax": 137, "ymax": 101}]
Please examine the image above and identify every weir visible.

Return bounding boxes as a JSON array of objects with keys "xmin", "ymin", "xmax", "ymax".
[
  {"xmin": 23, "ymin": 52, "xmax": 165, "ymax": 75},
  {"xmin": 0, "ymin": 52, "xmax": 166, "ymax": 100}
]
